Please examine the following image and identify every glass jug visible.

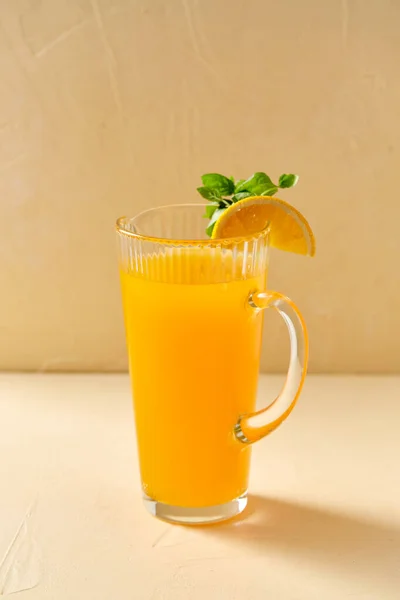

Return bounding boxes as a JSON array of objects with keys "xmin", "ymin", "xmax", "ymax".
[{"xmin": 117, "ymin": 204, "xmax": 307, "ymax": 524}]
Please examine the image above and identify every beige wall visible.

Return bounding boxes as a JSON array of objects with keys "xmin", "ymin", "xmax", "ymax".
[{"xmin": 1, "ymin": 0, "xmax": 399, "ymax": 373}]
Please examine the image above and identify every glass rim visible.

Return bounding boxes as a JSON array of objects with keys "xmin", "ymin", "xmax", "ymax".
[{"xmin": 116, "ymin": 203, "xmax": 270, "ymax": 247}]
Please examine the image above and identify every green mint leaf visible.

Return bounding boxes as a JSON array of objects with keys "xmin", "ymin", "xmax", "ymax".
[
  {"xmin": 203, "ymin": 203, "xmax": 219, "ymax": 219},
  {"xmin": 206, "ymin": 222, "xmax": 216, "ymax": 237},
  {"xmin": 232, "ymin": 191, "xmax": 252, "ymax": 203},
  {"xmin": 209, "ymin": 207, "xmax": 225, "ymax": 225},
  {"xmin": 278, "ymin": 173, "xmax": 299, "ymax": 188},
  {"xmin": 236, "ymin": 172, "xmax": 277, "ymax": 195},
  {"xmin": 260, "ymin": 186, "xmax": 278, "ymax": 196},
  {"xmin": 197, "ymin": 186, "xmax": 222, "ymax": 202},
  {"xmin": 234, "ymin": 179, "xmax": 246, "ymax": 192},
  {"xmin": 206, "ymin": 207, "xmax": 225, "ymax": 237},
  {"xmin": 201, "ymin": 173, "xmax": 234, "ymax": 196}
]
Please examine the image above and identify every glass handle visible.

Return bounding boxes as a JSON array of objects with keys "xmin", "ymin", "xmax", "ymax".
[{"xmin": 234, "ymin": 291, "xmax": 309, "ymax": 444}]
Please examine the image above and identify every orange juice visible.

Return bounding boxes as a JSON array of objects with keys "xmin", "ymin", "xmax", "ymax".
[{"xmin": 120, "ymin": 248, "xmax": 266, "ymax": 507}]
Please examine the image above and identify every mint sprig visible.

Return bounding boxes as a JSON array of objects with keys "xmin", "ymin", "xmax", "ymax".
[{"xmin": 197, "ymin": 171, "xmax": 299, "ymax": 236}]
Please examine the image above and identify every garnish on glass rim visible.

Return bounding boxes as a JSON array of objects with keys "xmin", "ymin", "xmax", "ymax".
[{"xmin": 197, "ymin": 172, "xmax": 299, "ymax": 237}]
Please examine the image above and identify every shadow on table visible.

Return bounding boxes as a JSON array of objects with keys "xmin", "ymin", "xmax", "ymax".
[{"xmin": 204, "ymin": 494, "xmax": 400, "ymax": 591}]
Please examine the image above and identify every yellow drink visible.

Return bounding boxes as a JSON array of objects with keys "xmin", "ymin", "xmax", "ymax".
[{"xmin": 120, "ymin": 248, "xmax": 266, "ymax": 508}]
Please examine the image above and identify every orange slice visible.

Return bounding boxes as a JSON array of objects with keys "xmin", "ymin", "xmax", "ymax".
[{"xmin": 212, "ymin": 196, "xmax": 315, "ymax": 256}]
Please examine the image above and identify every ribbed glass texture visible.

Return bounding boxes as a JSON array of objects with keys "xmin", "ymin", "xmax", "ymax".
[{"xmin": 117, "ymin": 204, "xmax": 269, "ymax": 283}]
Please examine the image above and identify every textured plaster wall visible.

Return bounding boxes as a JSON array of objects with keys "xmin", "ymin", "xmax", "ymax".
[{"xmin": 0, "ymin": 0, "xmax": 399, "ymax": 372}]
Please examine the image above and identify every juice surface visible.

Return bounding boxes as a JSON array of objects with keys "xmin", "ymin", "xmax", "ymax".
[{"xmin": 120, "ymin": 248, "xmax": 266, "ymax": 507}]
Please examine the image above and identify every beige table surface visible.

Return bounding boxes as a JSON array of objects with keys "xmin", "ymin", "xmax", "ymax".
[{"xmin": 1, "ymin": 374, "xmax": 399, "ymax": 599}]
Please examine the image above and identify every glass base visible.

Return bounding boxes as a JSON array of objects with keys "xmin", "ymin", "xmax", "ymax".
[{"xmin": 143, "ymin": 492, "xmax": 248, "ymax": 525}]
